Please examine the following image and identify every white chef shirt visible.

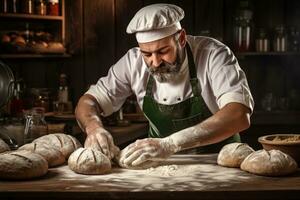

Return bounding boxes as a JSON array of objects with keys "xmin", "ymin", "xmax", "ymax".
[{"xmin": 86, "ymin": 36, "xmax": 254, "ymax": 116}]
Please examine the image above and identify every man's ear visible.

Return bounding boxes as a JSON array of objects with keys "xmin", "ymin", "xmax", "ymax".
[{"xmin": 179, "ymin": 29, "xmax": 187, "ymax": 47}]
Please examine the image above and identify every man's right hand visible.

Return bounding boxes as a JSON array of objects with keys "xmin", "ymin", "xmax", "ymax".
[{"xmin": 84, "ymin": 127, "xmax": 120, "ymax": 159}]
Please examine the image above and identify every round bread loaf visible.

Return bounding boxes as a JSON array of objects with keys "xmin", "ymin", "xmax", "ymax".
[
  {"xmin": 34, "ymin": 133, "xmax": 82, "ymax": 158},
  {"xmin": 241, "ymin": 149, "xmax": 298, "ymax": 176},
  {"xmin": 0, "ymin": 150, "xmax": 48, "ymax": 180},
  {"xmin": 68, "ymin": 147, "xmax": 111, "ymax": 175},
  {"xmin": 0, "ymin": 138, "xmax": 10, "ymax": 153},
  {"xmin": 19, "ymin": 142, "xmax": 65, "ymax": 167},
  {"xmin": 48, "ymin": 42, "xmax": 64, "ymax": 49},
  {"xmin": 217, "ymin": 142, "xmax": 254, "ymax": 168}
]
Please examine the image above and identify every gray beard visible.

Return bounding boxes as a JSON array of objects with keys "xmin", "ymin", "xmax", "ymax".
[{"xmin": 147, "ymin": 44, "xmax": 186, "ymax": 83}]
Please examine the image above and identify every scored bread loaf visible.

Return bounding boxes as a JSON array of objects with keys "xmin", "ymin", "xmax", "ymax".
[
  {"xmin": 34, "ymin": 133, "xmax": 82, "ymax": 158},
  {"xmin": 0, "ymin": 150, "xmax": 48, "ymax": 180},
  {"xmin": 217, "ymin": 142, "xmax": 255, "ymax": 168},
  {"xmin": 19, "ymin": 142, "xmax": 65, "ymax": 167},
  {"xmin": 68, "ymin": 147, "xmax": 111, "ymax": 175},
  {"xmin": 240, "ymin": 149, "xmax": 298, "ymax": 176},
  {"xmin": 0, "ymin": 138, "xmax": 10, "ymax": 153}
]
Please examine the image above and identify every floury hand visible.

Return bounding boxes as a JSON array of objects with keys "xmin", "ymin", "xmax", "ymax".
[{"xmin": 119, "ymin": 137, "xmax": 179, "ymax": 167}]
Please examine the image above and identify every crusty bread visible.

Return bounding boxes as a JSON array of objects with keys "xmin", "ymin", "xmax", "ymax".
[
  {"xmin": 217, "ymin": 142, "xmax": 254, "ymax": 168},
  {"xmin": 241, "ymin": 149, "xmax": 298, "ymax": 176},
  {"xmin": 68, "ymin": 147, "xmax": 111, "ymax": 175},
  {"xmin": 0, "ymin": 138, "xmax": 10, "ymax": 153},
  {"xmin": 47, "ymin": 42, "xmax": 64, "ymax": 49},
  {"xmin": 19, "ymin": 142, "xmax": 65, "ymax": 167},
  {"xmin": 34, "ymin": 133, "xmax": 82, "ymax": 158},
  {"xmin": 0, "ymin": 150, "xmax": 48, "ymax": 180}
]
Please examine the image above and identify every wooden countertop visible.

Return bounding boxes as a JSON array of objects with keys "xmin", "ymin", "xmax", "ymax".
[{"xmin": 0, "ymin": 154, "xmax": 299, "ymax": 200}]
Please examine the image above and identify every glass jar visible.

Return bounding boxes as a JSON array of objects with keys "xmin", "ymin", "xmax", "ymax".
[
  {"xmin": 0, "ymin": 0, "xmax": 8, "ymax": 13},
  {"xmin": 4, "ymin": 0, "xmax": 19, "ymax": 13},
  {"xmin": 47, "ymin": 0, "xmax": 59, "ymax": 16},
  {"xmin": 24, "ymin": 107, "xmax": 48, "ymax": 143},
  {"xmin": 35, "ymin": 0, "xmax": 46, "ymax": 15},
  {"xmin": 233, "ymin": 1, "xmax": 253, "ymax": 52},
  {"xmin": 273, "ymin": 25, "xmax": 287, "ymax": 52},
  {"xmin": 255, "ymin": 29, "xmax": 270, "ymax": 52},
  {"xmin": 21, "ymin": 0, "xmax": 34, "ymax": 14}
]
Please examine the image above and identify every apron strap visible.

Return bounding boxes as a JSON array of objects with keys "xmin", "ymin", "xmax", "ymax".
[
  {"xmin": 186, "ymin": 43, "xmax": 201, "ymax": 97},
  {"xmin": 145, "ymin": 75, "xmax": 154, "ymax": 96}
]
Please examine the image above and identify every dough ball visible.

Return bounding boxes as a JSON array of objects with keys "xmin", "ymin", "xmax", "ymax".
[
  {"xmin": 217, "ymin": 142, "xmax": 254, "ymax": 168},
  {"xmin": 0, "ymin": 150, "xmax": 48, "ymax": 180},
  {"xmin": 0, "ymin": 138, "xmax": 10, "ymax": 153},
  {"xmin": 68, "ymin": 147, "xmax": 111, "ymax": 175},
  {"xmin": 34, "ymin": 133, "xmax": 82, "ymax": 158},
  {"xmin": 19, "ymin": 142, "xmax": 65, "ymax": 167},
  {"xmin": 241, "ymin": 149, "xmax": 298, "ymax": 176}
]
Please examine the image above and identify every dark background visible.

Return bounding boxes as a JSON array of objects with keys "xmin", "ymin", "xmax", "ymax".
[{"xmin": 1, "ymin": 0, "xmax": 300, "ymax": 149}]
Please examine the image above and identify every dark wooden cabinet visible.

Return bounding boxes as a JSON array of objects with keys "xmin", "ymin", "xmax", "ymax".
[{"xmin": 0, "ymin": 0, "xmax": 67, "ymax": 58}]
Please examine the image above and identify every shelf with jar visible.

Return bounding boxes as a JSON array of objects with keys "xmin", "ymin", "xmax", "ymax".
[
  {"xmin": 0, "ymin": 0, "xmax": 68, "ymax": 58},
  {"xmin": 231, "ymin": 1, "xmax": 300, "ymax": 59},
  {"xmin": 234, "ymin": 25, "xmax": 300, "ymax": 59}
]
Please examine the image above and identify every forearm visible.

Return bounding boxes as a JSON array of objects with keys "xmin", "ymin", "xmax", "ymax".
[
  {"xmin": 167, "ymin": 102, "xmax": 251, "ymax": 152},
  {"xmin": 75, "ymin": 94, "xmax": 104, "ymax": 134}
]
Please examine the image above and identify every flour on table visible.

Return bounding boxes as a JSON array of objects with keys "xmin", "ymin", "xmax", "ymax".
[{"xmin": 146, "ymin": 164, "xmax": 199, "ymax": 177}]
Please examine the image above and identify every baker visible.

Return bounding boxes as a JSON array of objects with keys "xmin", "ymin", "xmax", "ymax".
[{"xmin": 75, "ymin": 3, "xmax": 254, "ymax": 168}]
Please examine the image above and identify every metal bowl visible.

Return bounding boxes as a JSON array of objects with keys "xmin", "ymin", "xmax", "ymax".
[
  {"xmin": 258, "ymin": 134, "xmax": 300, "ymax": 164},
  {"xmin": 0, "ymin": 61, "xmax": 14, "ymax": 108}
]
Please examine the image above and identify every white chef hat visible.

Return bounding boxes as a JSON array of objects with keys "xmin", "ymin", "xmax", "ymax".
[{"xmin": 126, "ymin": 4, "xmax": 184, "ymax": 43}]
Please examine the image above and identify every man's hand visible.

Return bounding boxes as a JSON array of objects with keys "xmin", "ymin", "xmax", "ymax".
[
  {"xmin": 84, "ymin": 127, "xmax": 120, "ymax": 159},
  {"xmin": 118, "ymin": 137, "xmax": 179, "ymax": 168}
]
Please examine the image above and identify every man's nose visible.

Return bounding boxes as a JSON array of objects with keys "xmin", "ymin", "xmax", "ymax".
[{"xmin": 151, "ymin": 53, "xmax": 162, "ymax": 67}]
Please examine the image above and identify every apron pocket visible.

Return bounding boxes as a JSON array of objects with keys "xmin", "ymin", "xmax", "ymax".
[{"xmin": 172, "ymin": 113, "xmax": 204, "ymax": 131}]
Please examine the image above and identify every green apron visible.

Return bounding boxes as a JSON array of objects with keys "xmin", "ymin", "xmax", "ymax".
[{"xmin": 142, "ymin": 43, "xmax": 240, "ymax": 153}]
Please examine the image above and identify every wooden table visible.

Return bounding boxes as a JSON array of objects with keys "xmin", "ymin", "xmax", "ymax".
[{"xmin": 0, "ymin": 154, "xmax": 299, "ymax": 200}]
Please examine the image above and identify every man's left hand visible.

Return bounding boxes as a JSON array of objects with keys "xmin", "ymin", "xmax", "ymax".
[{"xmin": 118, "ymin": 137, "xmax": 179, "ymax": 168}]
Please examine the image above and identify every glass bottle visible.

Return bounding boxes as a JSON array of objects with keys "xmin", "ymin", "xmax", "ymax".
[
  {"xmin": 255, "ymin": 28, "xmax": 270, "ymax": 52},
  {"xmin": 24, "ymin": 107, "xmax": 48, "ymax": 143},
  {"xmin": 273, "ymin": 25, "xmax": 287, "ymax": 52},
  {"xmin": 10, "ymin": 82, "xmax": 24, "ymax": 118},
  {"xmin": 47, "ymin": 0, "xmax": 59, "ymax": 16},
  {"xmin": 234, "ymin": 0, "xmax": 253, "ymax": 52},
  {"xmin": 35, "ymin": 0, "xmax": 46, "ymax": 15},
  {"xmin": 0, "ymin": 0, "xmax": 8, "ymax": 13},
  {"xmin": 21, "ymin": 0, "xmax": 34, "ymax": 14}
]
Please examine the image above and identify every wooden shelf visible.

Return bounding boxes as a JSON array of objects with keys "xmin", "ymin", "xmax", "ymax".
[
  {"xmin": 0, "ymin": 13, "xmax": 63, "ymax": 21},
  {"xmin": 0, "ymin": 53, "xmax": 71, "ymax": 59},
  {"xmin": 236, "ymin": 51, "xmax": 300, "ymax": 59}
]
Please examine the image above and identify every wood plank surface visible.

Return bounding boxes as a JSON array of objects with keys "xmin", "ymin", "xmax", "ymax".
[{"xmin": 0, "ymin": 154, "xmax": 299, "ymax": 200}]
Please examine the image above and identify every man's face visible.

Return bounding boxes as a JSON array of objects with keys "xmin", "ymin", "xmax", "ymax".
[{"xmin": 139, "ymin": 32, "xmax": 186, "ymax": 82}]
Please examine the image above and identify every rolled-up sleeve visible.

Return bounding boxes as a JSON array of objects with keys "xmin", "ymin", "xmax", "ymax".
[{"xmin": 208, "ymin": 46, "xmax": 254, "ymax": 113}]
